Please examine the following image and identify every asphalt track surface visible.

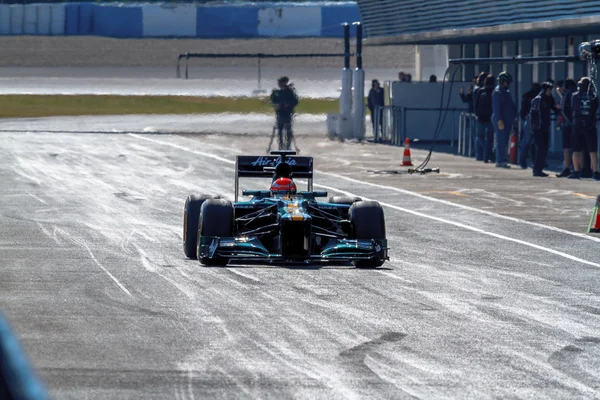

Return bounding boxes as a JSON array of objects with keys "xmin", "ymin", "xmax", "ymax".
[{"xmin": 2, "ymin": 118, "xmax": 600, "ymax": 399}]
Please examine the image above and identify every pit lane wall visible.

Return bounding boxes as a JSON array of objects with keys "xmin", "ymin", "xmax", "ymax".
[{"xmin": 0, "ymin": 2, "xmax": 360, "ymax": 38}]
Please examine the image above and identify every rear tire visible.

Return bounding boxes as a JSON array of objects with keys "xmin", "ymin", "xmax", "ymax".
[
  {"xmin": 198, "ymin": 199, "xmax": 234, "ymax": 266},
  {"xmin": 350, "ymin": 201, "xmax": 386, "ymax": 268},
  {"xmin": 183, "ymin": 194, "xmax": 217, "ymax": 259}
]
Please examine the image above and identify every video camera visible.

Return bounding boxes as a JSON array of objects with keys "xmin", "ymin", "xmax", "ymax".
[{"xmin": 578, "ymin": 40, "xmax": 600, "ymax": 61}]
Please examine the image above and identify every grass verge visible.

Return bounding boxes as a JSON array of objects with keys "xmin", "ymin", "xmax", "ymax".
[{"xmin": 0, "ymin": 95, "xmax": 340, "ymax": 118}]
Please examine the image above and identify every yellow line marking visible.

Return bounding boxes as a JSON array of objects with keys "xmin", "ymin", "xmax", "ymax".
[
  {"xmin": 574, "ymin": 193, "xmax": 596, "ymax": 199},
  {"xmin": 449, "ymin": 191, "xmax": 467, "ymax": 197}
]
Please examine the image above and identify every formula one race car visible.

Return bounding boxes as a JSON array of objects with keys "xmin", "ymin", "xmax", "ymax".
[{"xmin": 182, "ymin": 150, "xmax": 388, "ymax": 268}]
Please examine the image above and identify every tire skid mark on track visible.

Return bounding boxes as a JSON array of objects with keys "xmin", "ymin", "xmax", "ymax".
[
  {"xmin": 224, "ymin": 267, "xmax": 262, "ymax": 284},
  {"xmin": 53, "ymin": 226, "xmax": 132, "ymax": 297},
  {"xmin": 37, "ymin": 222, "xmax": 62, "ymax": 246}
]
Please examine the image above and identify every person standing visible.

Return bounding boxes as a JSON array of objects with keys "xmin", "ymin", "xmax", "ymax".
[
  {"xmin": 568, "ymin": 77, "xmax": 600, "ymax": 180},
  {"xmin": 368, "ymin": 79, "xmax": 385, "ymax": 137},
  {"xmin": 556, "ymin": 79, "xmax": 577, "ymax": 177},
  {"xmin": 528, "ymin": 82, "xmax": 561, "ymax": 177},
  {"xmin": 492, "ymin": 72, "xmax": 518, "ymax": 168},
  {"xmin": 270, "ymin": 76, "xmax": 299, "ymax": 150},
  {"xmin": 471, "ymin": 71, "xmax": 487, "ymax": 110},
  {"xmin": 459, "ymin": 77, "xmax": 476, "ymax": 114},
  {"xmin": 474, "ymin": 74, "xmax": 496, "ymax": 163},
  {"xmin": 518, "ymin": 83, "xmax": 541, "ymax": 169}
]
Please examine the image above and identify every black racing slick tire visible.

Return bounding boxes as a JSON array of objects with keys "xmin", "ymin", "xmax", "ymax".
[
  {"xmin": 198, "ymin": 198, "xmax": 234, "ymax": 266},
  {"xmin": 183, "ymin": 194, "xmax": 217, "ymax": 259},
  {"xmin": 328, "ymin": 196, "xmax": 363, "ymax": 205},
  {"xmin": 349, "ymin": 201, "xmax": 386, "ymax": 268}
]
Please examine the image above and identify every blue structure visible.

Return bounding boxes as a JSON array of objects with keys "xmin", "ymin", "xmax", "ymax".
[{"xmin": 0, "ymin": 1, "xmax": 360, "ymax": 38}]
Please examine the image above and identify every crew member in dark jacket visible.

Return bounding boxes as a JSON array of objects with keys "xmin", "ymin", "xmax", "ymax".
[
  {"xmin": 518, "ymin": 83, "xmax": 541, "ymax": 169},
  {"xmin": 368, "ymin": 79, "xmax": 385, "ymax": 135},
  {"xmin": 471, "ymin": 71, "xmax": 487, "ymax": 110},
  {"xmin": 556, "ymin": 79, "xmax": 577, "ymax": 177},
  {"xmin": 460, "ymin": 79, "xmax": 474, "ymax": 113},
  {"xmin": 568, "ymin": 77, "xmax": 600, "ymax": 180},
  {"xmin": 529, "ymin": 81, "xmax": 561, "ymax": 177},
  {"xmin": 270, "ymin": 76, "xmax": 299, "ymax": 149},
  {"xmin": 492, "ymin": 71, "xmax": 518, "ymax": 168},
  {"xmin": 474, "ymin": 75, "xmax": 496, "ymax": 162}
]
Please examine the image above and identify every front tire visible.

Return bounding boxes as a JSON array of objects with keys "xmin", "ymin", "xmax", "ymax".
[
  {"xmin": 183, "ymin": 194, "xmax": 216, "ymax": 259},
  {"xmin": 349, "ymin": 201, "xmax": 386, "ymax": 269},
  {"xmin": 197, "ymin": 198, "xmax": 234, "ymax": 266}
]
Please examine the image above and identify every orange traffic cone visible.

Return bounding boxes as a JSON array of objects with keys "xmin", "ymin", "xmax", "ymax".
[
  {"xmin": 588, "ymin": 196, "xmax": 600, "ymax": 233},
  {"xmin": 401, "ymin": 138, "xmax": 413, "ymax": 166}
]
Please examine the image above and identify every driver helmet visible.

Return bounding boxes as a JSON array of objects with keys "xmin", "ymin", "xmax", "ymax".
[{"xmin": 271, "ymin": 177, "xmax": 297, "ymax": 195}]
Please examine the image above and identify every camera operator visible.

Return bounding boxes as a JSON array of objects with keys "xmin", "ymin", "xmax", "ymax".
[{"xmin": 270, "ymin": 76, "xmax": 299, "ymax": 150}]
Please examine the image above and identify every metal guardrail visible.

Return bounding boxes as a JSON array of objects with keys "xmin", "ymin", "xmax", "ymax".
[
  {"xmin": 372, "ymin": 105, "xmax": 465, "ymax": 147},
  {"xmin": 458, "ymin": 112, "xmax": 476, "ymax": 157},
  {"xmin": 176, "ymin": 52, "xmax": 353, "ymax": 80}
]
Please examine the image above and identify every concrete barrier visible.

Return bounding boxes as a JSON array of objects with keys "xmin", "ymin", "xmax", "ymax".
[
  {"xmin": 197, "ymin": 6, "xmax": 259, "ymax": 38},
  {"xmin": 257, "ymin": 6, "xmax": 322, "ymax": 37},
  {"xmin": 50, "ymin": 4, "xmax": 66, "ymax": 35},
  {"xmin": 0, "ymin": 5, "xmax": 10, "ymax": 35},
  {"xmin": 23, "ymin": 4, "xmax": 38, "ymax": 34},
  {"xmin": 9, "ymin": 4, "xmax": 24, "ymax": 35},
  {"xmin": 92, "ymin": 4, "xmax": 143, "ymax": 38},
  {"xmin": 143, "ymin": 4, "xmax": 196, "ymax": 37},
  {"xmin": 37, "ymin": 4, "xmax": 52, "ymax": 35}
]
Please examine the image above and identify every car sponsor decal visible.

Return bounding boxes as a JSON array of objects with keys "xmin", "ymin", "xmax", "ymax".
[{"xmin": 251, "ymin": 156, "xmax": 297, "ymax": 167}]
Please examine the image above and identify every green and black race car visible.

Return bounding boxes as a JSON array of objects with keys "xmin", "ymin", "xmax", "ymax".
[{"xmin": 182, "ymin": 151, "xmax": 388, "ymax": 268}]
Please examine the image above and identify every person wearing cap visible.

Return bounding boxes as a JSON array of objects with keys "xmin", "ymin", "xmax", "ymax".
[
  {"xmin": 368, "ymin": 79, "xmax": 384, "ymax": 137},
  {"xmin": 528, "ymin": 81, "xmax": 561, "ymax": 177},
  {"xmin": 270, "ymin": 76, "xmax": 299, "ymax": 150},
  {"xmin": 492, "ymin": 71, "xmax": 518, "ymax": 168}
]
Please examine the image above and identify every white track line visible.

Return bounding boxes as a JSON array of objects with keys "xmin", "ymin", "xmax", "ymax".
[
  {"xmin": 127, "ymin": 135, "xmax": 600, "ymax": 268},
  {"xmin": 128, "ymin": 134, "xmax": 234, "ymax": 165},
  {"xmin": 318, "ymin": 171, "xmax": 600, "ymax": 244},
  {"xmin": 313, "ymin": 182, "xmax": 600, "ymax": 269}
]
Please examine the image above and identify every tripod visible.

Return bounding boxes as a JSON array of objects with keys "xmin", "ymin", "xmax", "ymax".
[{"xmin": 267, "ymin": 116, "xmax": 300, "ymax": 154}]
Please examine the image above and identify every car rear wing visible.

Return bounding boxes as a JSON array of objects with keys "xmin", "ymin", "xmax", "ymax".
[{"xmin": 235, "ymin": 151, "xmax": 313, "ymax": 201}]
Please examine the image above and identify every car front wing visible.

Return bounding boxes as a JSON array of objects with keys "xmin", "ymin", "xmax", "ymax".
[{"xmin": 198, "ymin": 236, "xmax": 388, "ymax": 265}]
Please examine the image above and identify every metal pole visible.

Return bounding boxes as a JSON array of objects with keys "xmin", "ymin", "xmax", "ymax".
[
  {"xmin": 402, "ymin": 107, "xmax": 407, "ymax": 142},
  {"xmin": 185, "ymin": 53, "xmax": 189, "ymax": 80},
  {"xmin": 351, "ymin": 22, "xmax": 365, "ymax": 140},
  {"xmin": 451, "ymin": 111, "xmax": 455, "ymax": 148},
  {"xmin": 344, "ymin": 23, "xmax": 350, "ymax": 69},
  {"xmin": 468, "ymin": 114, "xmax": 472, "ymax": 157},
  {"xmin": 257, "ymin": 56, "xmax": 262, "ymax": 91},
  {"xmin": 449, "ymin": 55, "xmax": 581, "ymax": 65},
  {"xmin": 456, "ymin": 113, "xmax": 462, "ymax": 155},
  {"xmin": 355, "ymin": 22, "xmax": 362, "ymax": 70}
]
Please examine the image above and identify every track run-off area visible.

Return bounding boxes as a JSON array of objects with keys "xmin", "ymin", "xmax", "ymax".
[{"xmin": 1, "ymin": 117, "xmax": 600, "ymax": 399}]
